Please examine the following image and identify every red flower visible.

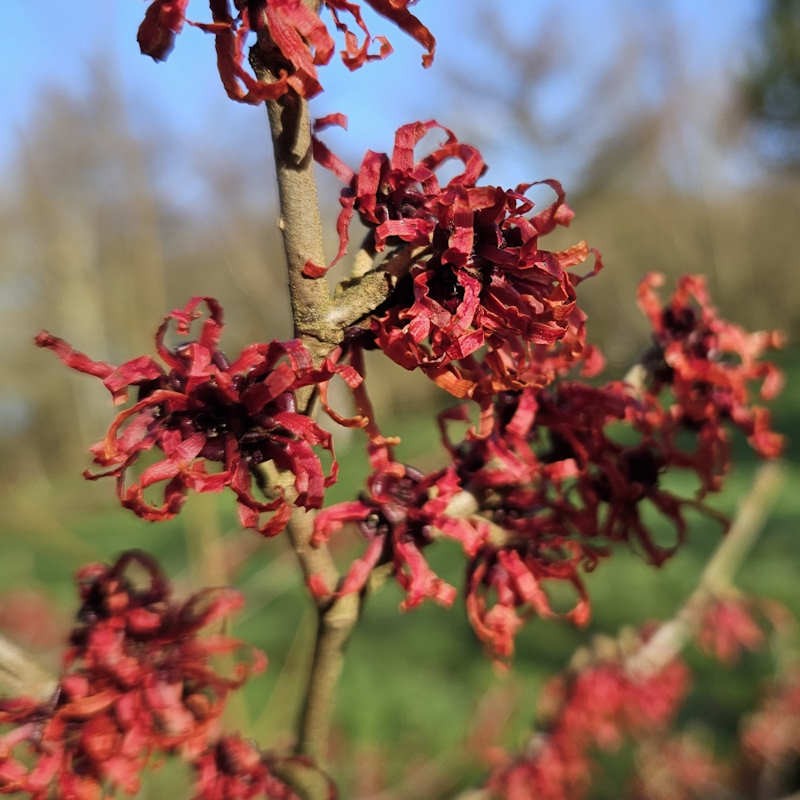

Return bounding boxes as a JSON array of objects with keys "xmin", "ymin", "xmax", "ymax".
[
  {"xmin": 638, "ymin": 272, "xmax": 784, "ymax": 458},
  {"xmin": 317, "ymin": 121, "xmax": 601, "ymax": 399},
  {"xmin": 137, "ymin": 1, "xmax": 434, "ymax": 103},
  {"xmin": 441, "ymin": 376, "xmax": 749, "ymax": 660},
  {"xmin": 191, "ymin": 735, "xmax": 300, "ymax": 800},
  {"xmin": 312, "ymin": 442, "xmax": 485, "ymax": 610},
  {"xmin": 465, "ymin": 545, "xmax": 591, "ymax": 663},
  {"xmin": 36, "ymin": 298, "xmax": 359, "ymax": 535},
  {"xmin": 696, "ymin": 596, "xmax": 765, "ymax": 664},
  {"xmin": 487, "ymin": 644, "xmax": 689, "ymax": 800},
  {"xmin": 0, "ymin": 551, "xmax": 264, "ymax": 799}
]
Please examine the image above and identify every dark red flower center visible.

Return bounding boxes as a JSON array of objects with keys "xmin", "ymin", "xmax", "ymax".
[{"xmin": 662, "ymin": 306, "xmax": 697, "ymax": 335}]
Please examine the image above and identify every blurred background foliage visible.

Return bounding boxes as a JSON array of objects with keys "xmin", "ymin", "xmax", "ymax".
[
  {"xmin": 744, "ymin": 0, "xmax": 800, "ymax": 166},
  {"xmin": 1, "ymin": 1, "xmax": 798, "ymax": 798}
]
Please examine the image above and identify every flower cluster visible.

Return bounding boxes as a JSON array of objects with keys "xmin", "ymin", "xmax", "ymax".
[
  {"xmin": 317, "ymin": 120, "xmax": 602, "ymax": 400},
  {"xmin": 0, "ymin": 551, "xmax": 264, "ymax": 799},
  {"xmin": 137, "ymin": 0, "xmax": 434, "ymax": 103},
  {"xmin": 486, "ymin": 641, "xmax": 689, "ymax": 800},
  {"xmin": 440, "ymin": 378, "xmax": 732, "ymax": 660},
  {"xmin": 638, "ymin": 272, "xmax": 784, "ymax": 460},
  {"xmin": 36, "ymin": 297, "xmax": 359, "ymax": 535},
  {"xmin": 26, "ymin": 5, "xmax": 790, "ymax": 799},
  {"xmin": 310, "ymin": 266, "xmax": 782, "ymax": 660},
  {"xmin": 480, "ymin": 594, "xmax": 800, "ymax": 800}
]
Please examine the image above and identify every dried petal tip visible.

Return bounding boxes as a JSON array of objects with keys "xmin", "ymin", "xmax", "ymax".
[{"xmin": 138, "ymin": 0, "xmax": 190, "ymax": 61}]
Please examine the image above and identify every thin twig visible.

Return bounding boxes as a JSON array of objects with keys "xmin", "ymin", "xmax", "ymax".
[{"xmin": 627, "ymin": 461, "xmax": 785, "ymax": 677}]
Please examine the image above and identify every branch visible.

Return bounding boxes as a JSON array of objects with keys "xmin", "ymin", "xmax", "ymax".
[
  {"xmin": 297, "ymin": 592, "xmax": 361, "ymax": 755},
  {"xmin": 250, "ymin": 28, "xmax": 362, "ymax": 794},
  {"xmin": 326, "ymin": 242, "xmax": 427, "ymax": 330},
  {"xmin": 327, "ymin": 270, "xmax": 391, "ymax": 330},
  {"xmin": 626, "ymin": 461, "xmax": 785, "ymax": 677},
  {"xmin": 250, "ymin": 53, "xmax": 337, "ymax": 359}
]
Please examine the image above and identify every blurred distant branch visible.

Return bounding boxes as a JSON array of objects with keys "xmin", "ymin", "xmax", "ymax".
[
  {"xmin": 445, "ymin": 5, "xmax": 712, "ymax": 195},
  {"xmin": 627, "ymin": 461, "xmax": 785, "ymax": 677}
]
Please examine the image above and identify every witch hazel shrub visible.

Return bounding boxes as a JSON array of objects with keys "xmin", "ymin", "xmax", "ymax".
[{"xmin": 2, "ymin": 3, "xmax": 789, "ymax": 799}]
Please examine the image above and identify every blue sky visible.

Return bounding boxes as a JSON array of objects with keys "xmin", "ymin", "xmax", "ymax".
[{"xmin": 3, "ymin": 1, "xmax": 764, "ymax": 192}]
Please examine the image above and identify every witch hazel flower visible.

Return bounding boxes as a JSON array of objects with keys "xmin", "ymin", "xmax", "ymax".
[
  {"xmin": 511, "ymin": 382, "xmax": 720, "ymax": 557},
  {"xmin": 440, "ymin": 369, "xmax": 774, "ymax": 660},
  {"xmin": 435, "ymin": 389, "xmax": 621, "ymax": 653},
  {"xmin": 0, "ymin": 551, "xmax": 264, "ymax": 800},
  {"xmin": 465, "ymin": 544, "xmax": 592, "ymax": 663},
  {"xmin": 191, "ymin": 735, "xmax": 301, "ymax": 800},
  {"xmin": 487, "ymin": 637, "xmax": 690, "ymax": 800},
  {"xmin": 637, "ymin": 272, "xmax": 784, "ymax": 459},
  {"xmin": 36, "ymin": 297, "xmax": 360, "ymax": 535},
  {"xmin": 138, "ymin": 0, "xmax": 434, "ymax": 103},
  {"xmin": 315, "ymin": 120, "xmax": 601, "ymax": 400},
  {"xmin": 312, "ymin": 440, "xmax": 486, "ymax": 611}
]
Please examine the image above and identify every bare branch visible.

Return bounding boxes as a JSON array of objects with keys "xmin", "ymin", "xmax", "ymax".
[{"xmin": 249, "ymin": 12, "xmax": 365, "ymax": 786}]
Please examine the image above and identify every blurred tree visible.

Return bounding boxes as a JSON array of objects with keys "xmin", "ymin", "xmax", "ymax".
[
  {"xmin": 744, "ymin": 0, "xmax": 800, "ymax": 168},
  {"xmin": 0, "ymin": 57, "xmax": 289, "ymax": 484},
  {"xmin": 3, "ymin": 57, "xmax": 170, "ymax": 479},
  {"xmin": 442, "ymin": 3, "xmax": 800, "ymax": 363},
  {"xmin": 444, "ymin": 4, "xmax": 705, "ymax": 196}
]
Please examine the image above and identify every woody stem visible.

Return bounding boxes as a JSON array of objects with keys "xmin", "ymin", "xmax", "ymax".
[{"xmin": 253, "ymin": 44, "xmax": 361, "ymax": 800}]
